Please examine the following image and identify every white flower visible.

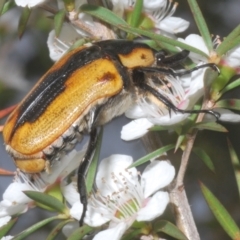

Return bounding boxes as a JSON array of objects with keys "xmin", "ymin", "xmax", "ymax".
[
  {"xmin": 15, "ymin": 0, "xmax": 45, "ymax": 7},
  {"xmin": 1, "ymin": 236, "xmax": 14, "ymax": 240},
  {"xmin": 82, "ymin": 155, "xmax": 175, "ymax": 240},
  {"xmin": 122, "ymin": 68, "xmax": 206, "ymax": 140},
  {"xmin": 145, "ymin": 0, "xmax": 189, "ymax": 34},
  {"xmin": 178, "ymin": 34, "xmax": 240, "ymax": 70},
  {"xmin": 47, "ymin": 23, "xmax": 86, "ymax": 62},
  {"xmin": 222, "ymin": 45, "xmax": 240, "ymax": 70},
  {"xmin": 113, "ymin": 0, "xmax": 189, "ymax": 34},
  {"xmin": 61, "ymin": 178, "xmax": 83, "ymax": 221},
  {"xmin": 0, "ymin": 149, "xmax": 86, "ymax": 225}
]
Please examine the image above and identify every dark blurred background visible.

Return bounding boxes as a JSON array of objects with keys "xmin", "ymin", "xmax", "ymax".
[{"xmin": 0, "ymin": 0, "xmax": 240, "ymax": 239}]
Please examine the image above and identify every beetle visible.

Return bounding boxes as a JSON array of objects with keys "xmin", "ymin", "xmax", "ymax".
[{"xmin": 2, "ymin": 40, "xmax": 219, "ymax": 224}]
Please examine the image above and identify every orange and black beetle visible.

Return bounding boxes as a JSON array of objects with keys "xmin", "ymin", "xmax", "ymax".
[{"xmin": 2, "ymin": 40, "xmax": 219, "ymax": 223}]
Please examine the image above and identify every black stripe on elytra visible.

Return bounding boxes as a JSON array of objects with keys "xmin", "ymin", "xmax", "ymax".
[
  {"xmin": 12, "ymin": 45, "xmax": 106, "ymax": 137},
  {"xmin": 95, "ymin": 40, "xmax": 153, "ymax": 56}
]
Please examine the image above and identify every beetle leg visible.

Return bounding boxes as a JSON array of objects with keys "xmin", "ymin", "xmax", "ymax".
[
  {"xmin": 132, "ymin": 70, "xmax": 220, "ymax": 120},
  {"xmin": 142, "ymin": 82, "xmax": 220, "ymax": 119},
  {"xmin": 78, "ymin": 128, "xmax": 98, "ymax": 226}
]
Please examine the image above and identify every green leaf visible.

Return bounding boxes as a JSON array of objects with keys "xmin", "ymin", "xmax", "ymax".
[
  {"xmin": 1, "ymin": 0, "xmax": 15, "ymax": 15},
  {"xmin": 80, "ymin": 4, "xmax": 208, "ymax": 57},
  {"xmin": 67, "ymin": 225, "xmax": 93, "ymax": 240},
  {"xmin": 200, "ymin": 182, "xmax": 240, "ymax": 239},
  {"xmin": 192, "ymin": 122, "xmax": 228, "ymax": 132},
  {"xmin": 18, "ymin": 7, "xmax": 31, "ymax": 38},
  {"xmin": 153, "ymin": 220, "xmax": 188, "ymax": 240},
  {"xmin": 227, "ymin": 139, "xmax": 240, "ymax": 198},
  {"xmin": 210, "ymin": 65, "xmax": 236, "ymax": 101},
  {"xmin": 0, "ymin": 218, "xmax": 17, "ymax": 238},
  {"xmin": 14, "ymin": 216, "xmax": 60, "ymax": 240},
  {"xmin": 215, "ymin": 99, "xmax": 240, "ymax": 111},
  {"xmin": 46, "ymin": 219, "xmax": 73, "ymax": 240},
  {"xmin": 128, "ymin": 0, "xmax": 143, "ymax": 28},
  {"xmin": 80, "ymin": 4, "xmax": 127, "ymax": 26},
  {"xmin": 175, "ymin": 134, "xmax": 185, "ymax": 152},
  {"xmin": 187, "ymin": 0, "xmax": 212, "ymax": 52},
  {"xmin": 129, "ymin": 144, "xmax": 175, "ymax": 168},
  {"xmin": 122, "ymin": 229, "xmax": 142, "ymax": 240},
  {"xmin": 24, "ymin": 191, "xmax": 68, "ymax": 214},
  {"xmin": 221, "ymin": 78, "xmax": 240, "ymax": 95},
  {"xmin": 0, "ymin": 0, "xmax": 6, "ymax": 15},
  {"xmin": 54, "ymin": 9, "xmax": 66, "ymax": 37},
  {"xmin": 193, "ymin": 147, "xmax": 215, "ymax": 172},
  {"xmin": 86, "ymin": 127, "xmax": 103, "ymax": 194},
  {"xmin": 217, "ymin": 24, "xmax": 240, "ymax": 56}
]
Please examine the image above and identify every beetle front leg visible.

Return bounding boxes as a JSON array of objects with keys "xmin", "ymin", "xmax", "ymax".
[
  {"xmin": 78, "ymin": 128, "xmax": 98, "ymax": 226},
  {"xmin": 132, "ymin": 69, "xmax": 220, "ymax": 120}
]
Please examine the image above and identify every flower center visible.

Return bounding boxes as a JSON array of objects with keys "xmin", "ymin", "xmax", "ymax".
[{"xmin": 114, "ymin": 198, "xmax": 140, "ymax": 219}]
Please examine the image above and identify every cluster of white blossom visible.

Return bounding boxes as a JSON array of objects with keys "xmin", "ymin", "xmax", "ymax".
[{"xmin": 1, "ymin": 0, "xmax": 240, "ymax": 239}]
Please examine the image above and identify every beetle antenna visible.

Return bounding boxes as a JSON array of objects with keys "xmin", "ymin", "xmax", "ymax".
[{"xmin": 175, "ymin": 63, "xmax": 220, "ymax": 76}]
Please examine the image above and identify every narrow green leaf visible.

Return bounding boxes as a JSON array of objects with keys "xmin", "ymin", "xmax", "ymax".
[
  {"xmin": 215, "ymin": 99, "xmax": 240, "ymax": 111},
  {"xmin": 0, "ymin": 0, "xmax": 6, "ymax": 15},
  {"xmin": 80, "ymin": 4, "xmax": 208, "ymax": 57},
  {"xmin": 122, "ymin": 229, "xmax": 142, "ymax": 240},
  {"xmin": 68, "ymin": 38, "xmax": 88, "ymax": 52},
  {"xmin": 14, "ymin": 216, "xmax": 60, "ymax": 240},
  {"xmin": 18, "ymin": 7, "xmax": 31, "ymax": 38},
  {"xmin": 0, "ymin": 218, "xmax": 17, "ymax": 238},
  {"xmin": 129, "ymin": 0, "xmax": 143, "ymax": 28},
  {"xmin": 24, "ymin": 191, "xmax": 67, "ymax": 214},
  {"xmin": 54, "ymin": 9, "xmax": 66, "ymax": 37},
  {"xmin": 46, "ymin": 219, "xmax": 73, "ymax": 240},
  {"xmin": 227, "ymin": 139, "xmax": 240, "ymax": 198},
  {"xmin": 86, "ymin": 127, "xmax": 103, "ymax": 194},
  {"xmin": 153, "ymin": 220, "xmax": 188, "ymax": 240},
  {"xmin": 192, "ymin": 122, "xmax": 228, "ymax": 132},
  {"xmin": 80, "ymin": 4, "xmax": 127, "ymax": 26},
  {"xmin": 187, "ymin": 0, "xmax": 212, "ymax": 51},
  {"xmin": 193, "ymin": 147, "xmax": 215, "ymax": 172},
  {"xmin": 150, "ymin": 125, "xmax": 171, "ymax": 131},
  {"xmin": 67, "ymin": 225, "xmax": 93, "ymax": 240},
  {"xmin": 200, "ymin": 182, "xmax": 240, "ymax": 239},
  {"xmin": 175, "ymin": 134, "xmax": 185, "ymax": 152},
  {"xmin": 217, "ymin": 24, "xmax": 240, "ymax": 56},
  {"xmin": 1, "ymin": 0, "xmax": 15, "ymax": 15},
  {"xmin": 129, "ymin": 144, "xmax": 174, "ymax": 168},
  {"xmin": 221, "ymin": 78, "xmax": 240, "ymax": 95}
]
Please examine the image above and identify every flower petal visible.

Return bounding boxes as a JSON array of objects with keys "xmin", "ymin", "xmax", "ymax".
[
  {"xmin": 96, "ymin": 154, "xmax": 138, "ymax": 195},
  {"xmin": 178, "ymin": 34, "xmax": 209, "ymax": 62},
  {"xmin": 3, "ymin": 182, "xmax": 32, "ymax": 204},
  {"xmin": 0, "ymin": 216, "xmax": 11, "ymax": 227},
  {"xmin": 93, "ymin": 222, "xmax": 128, "ymax": 240},
  {"xmin": 84, "ymin": 205, "xmax": 110, "ymax": 227},
  {"xmin": 125, "ymin": 105, "xmax": 147, "ymax": 119},
  {"xmin": 61, "ymin": 181, "xmax": 79, "ymax": 206},
  {"xmin": 141, "ymin": 161, "xmax": 175, "ymax": 198},
  {"xmin": 137, "ymin": 191, "xmax": 169, "ymax": 221},
  {"xmin": 206, "ymin": 108, "xmax": 240, "ymax": 122},
  {"xmin": 15, "ymin": 0, "xmax": 45, "ymax": 7},
  {"xmin": 62, "ymin": 222, "xmax": 79, "ymax": 237},
  {"xmin": 224, "ymin": 45, "xmax": 240, "ymax": 68},
  {"xmin": 70, "ymin": 202, "xmax": 83, "ymax": 221},
  {"xmin": 158, "ymin": 17, "xmax": 189, "ymax": 34},
  {"xmin": 47, "ymin": 23, "xmax": 82, "ymax": 61},
  {"xmin": 143, "ymin": 0, "xmax": 166, "ymax": 10},
  {"xmin": 121, "ymin": 118, "xmax": 154, "ymax": 141}
]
